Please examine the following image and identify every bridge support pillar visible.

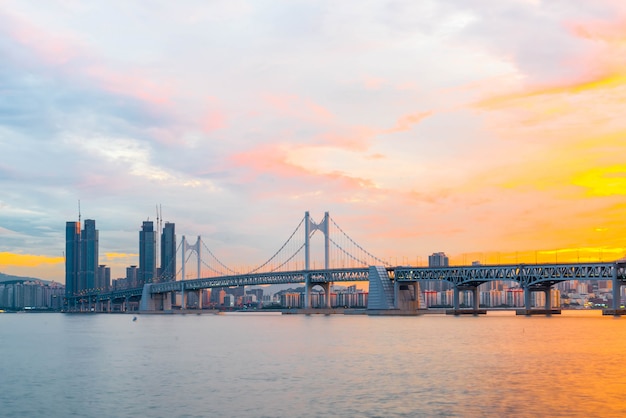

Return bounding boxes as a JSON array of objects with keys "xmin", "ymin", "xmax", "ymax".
[
  {"xmin": 524, "ymin": 288, "xmax": 532, "ymax": 310},
  {"xmin": 473, "ymin": 287, "xmax": 480, "ymax": 310},
  {"xmin": 181, "ymin": 291, "xmax": 188, "ymax": 310},
  {"xmin": 544, "ymin": 287, "xmax": 551, "ymax": 311},
  {"xmin": 394, "ymin": 280, "xmax": 399, "ymax": 309},
  {"xmin": 453, "ymin": 286, "xmax": 460, "ymax": 310},
  {"xmin": 139, "ymin": 284, "xmax": 171, "ymax": 311},
  {"xmin": 304, "ymin": 274, "xmax": 311, "ymax": 309},
  {"xmin": 613, "ymin": 267, "xmax": 621, "ymax": 310},
  {"xmin": 321, "ymin": 282, "xmax": 332, "ymax": 308}
]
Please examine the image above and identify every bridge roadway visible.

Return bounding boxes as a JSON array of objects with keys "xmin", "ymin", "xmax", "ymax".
[{"xmin": 73, "ymin": 261, "xmax": 626, "ymax": 313}]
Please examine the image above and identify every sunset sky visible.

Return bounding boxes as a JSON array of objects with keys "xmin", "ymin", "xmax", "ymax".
[{"xmin": 1, "ymin": 0, "xmax": 626, "ymax": 282}]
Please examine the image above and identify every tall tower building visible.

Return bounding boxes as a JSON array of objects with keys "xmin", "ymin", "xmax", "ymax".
[
  {"xmin": 65, "ymin": 221, "xmax": 81, "ymax": 298},
  {"xmin": 81, "ymin": 219, "xmax": 98, "ymax": 292},
  {"xmin": 160, "ymin": 222, "xmax": 176, "ymax": 282},
  {"xmin": 139, "ymin": 221, "xmax": 156, "ymax": 285},
  {"xmin": 65, "ymin": 219, "xmax": 101, "ymax": 299}
]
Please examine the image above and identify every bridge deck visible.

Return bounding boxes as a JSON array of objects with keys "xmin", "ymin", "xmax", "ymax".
[{"xmin": 71, "ymin": 261, "xmax": 626, "ymax": 302}]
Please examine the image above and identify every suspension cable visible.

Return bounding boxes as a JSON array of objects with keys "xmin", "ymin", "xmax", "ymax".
[
  {"xmin": 329, "ymin": 237, "xmax": 369, "ymax": 267},
  {"xmin": 247, "ymin": 216, "xmax": 305, "ymax": 274},
  {"xmin": 201, "ymin": 240, "xmax": 237, "ymax": 274},
  {"xmin": 270, "ymin": 243, "xmax": 306, "ymax": 272},
  {"xmin": 157, "ymin": 239, "xmax": 183, "ymax": 282},
  {"xmin": 330, "ymin": 216, "xmax": 391, "ymax": 266},
  {"xmin": 201, "ymin": 259, "xmax": 228, "ymax": 276}
]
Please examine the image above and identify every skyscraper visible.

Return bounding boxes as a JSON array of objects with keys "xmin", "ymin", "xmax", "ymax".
[
  {"xmin": 139, "ymin": 221, "xmax": 156, "ymax": 285},
  {"xmin": 81, "ymin": 219, "xmax": 98, "ymax": 292},
  {"xmin": 65, "ymin": 221, "xmax": 81, "ymax": 298},
  {"xmin": 160, "ymin": 222, "xmax": 176, "ymax": 282},
  {"xmin": 65, "ymin": 219, "xmax": 101, "ymax": 298}
]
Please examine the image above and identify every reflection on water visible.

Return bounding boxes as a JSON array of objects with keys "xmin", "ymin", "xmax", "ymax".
[{"xmin": 1, "ymin": 311, "xmax": 626, "ymax": 417}]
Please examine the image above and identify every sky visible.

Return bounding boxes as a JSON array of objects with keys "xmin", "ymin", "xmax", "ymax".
[{"xmin": 1, "ymin": 0, "xmax": 626, "ymax": 282}]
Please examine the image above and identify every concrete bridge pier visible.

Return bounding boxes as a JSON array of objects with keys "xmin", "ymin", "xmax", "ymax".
[
  {"xmin": 304, "ymin": 274, "xmax": 311, "ymax": 309},
  {"xmin": 304, "ymin": 280, "xmax": 332, "ymax": 308},
  {"xmin": 518, "ymin": 285, "xmax": 559, "ymax": 315},
  {"xmin": 180, "ymin": 291, "xmax": 188, "ymax": 310},
  {"xmin": 196, "ymin": 290, "xmax": 203, "ymax": 310},
  {"xmin": 453, "ymin": 286, "xmax": 480, "ymax": 310},
  {"xmin": 612, "ymin": 267, "xmax": 622, "ymax": 310},
  {"xmin": 448, "ymin": 285, "xmax": 485, "ymax": 315},
  {"xmin": 394, "ymin": 280, "xmax": 420, "ymax": 310},
  {"xmin": 320, "ymin": 282, "xmax": 332, "ymax": 308},
  {"xmin": 472, "ymin": 286, "xmax": 480, "ymax": 310},
  {"xmin": 140, "ymin": 285, "xmax": 173, "ymax": 312}
]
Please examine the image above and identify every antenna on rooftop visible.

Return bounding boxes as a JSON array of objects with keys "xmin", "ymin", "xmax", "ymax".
[{"xmin": 78, "ymin": 200, "xmax": 81, "ymax": 223}]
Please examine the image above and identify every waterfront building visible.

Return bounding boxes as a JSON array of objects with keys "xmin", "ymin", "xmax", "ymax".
[
  {"xmin": 160, "ymin": 222, "xmax": 176, "ymax": 282},
  {"xmin": 65, "ymin": 219, "xmax": 103, "ymax": 298},
  {"xmin": 96, "ymin": 265, "xmax": 111, "ymax": 292},
  {"xmin": 280, "ymin": 292, "xmax": 302, "ymax": 308},
  {"xmin": 428, "ymin": 252, "xmax": 449, "ymax": 267},
  {"xmin": 126, "ymin": 266, "xmax": 138, "ymax": 288},
  {"xmin": 0, "ymin": 281, "xmax": 65, "ymax": 310},
  {"xmin": 81, "ymin": 219, "xmax": 98, "ymax": 292},
  {"xmin": 65, "ymin": 221, "xmax": 81, "ymax": 298},
  {"xmin": 139, "ymin": 221, "xmax": 156, "ymax": 285}
]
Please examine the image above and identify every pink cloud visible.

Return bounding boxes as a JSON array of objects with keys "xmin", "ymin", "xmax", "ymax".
[
  {"xmin": 387, "ymin": 110, "xmax": 433, "ymax": 133},
  {"xmin": 262, "ymin": 93, "xmax": 334, "ymax": 124},
  {"xmin": 314, "ymin": 127, "xmax": 377, "ymax": 152},
  {"xmin": 2, "ymin": 10, "xmax": 181, "ymax": 118},
  {"xmin": 228, "ymin": 142, "xmax": 381, "ymax": 199},
  {"xmin": 200, "ymin": 97, "xmax": 228, "ymax": 132}
]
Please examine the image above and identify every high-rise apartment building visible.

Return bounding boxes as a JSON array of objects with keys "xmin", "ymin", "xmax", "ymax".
[
  {"xmin": 139, "ymin": 221, "xmax": 156, "ymax": 286},
  {"xmin": 160, "ymin": 222, "xmax": 176, "ymax": 282},
  {"xmin": 97, "ymin": 265, "xmax": 111, "ymax": 292},
  {"xmin": 65, "ymin": 221, "xmax": 81, "ymax": 298},
  {"xmin": 428, "ymin": 252, "xmax": 449, "ymax": 267},
  {"xmin": 81, "ymin": 219, "xmax": 98, "ymax": 292},
  {"xmin": 126, "ymin": 266, "xmax": 138, "ymax": 288},
  {"xmin": 65, "ymin": 219, "xmax": 102, "ymax": 298}
]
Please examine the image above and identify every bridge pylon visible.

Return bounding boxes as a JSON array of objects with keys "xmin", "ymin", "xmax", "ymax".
[
  {"xmin": 304, "ymin": 212, "xmax": 330, "ymax": 308},
  {"xmin": 180, "ymin": 235, "xmax": 201, "ymax": 309}
]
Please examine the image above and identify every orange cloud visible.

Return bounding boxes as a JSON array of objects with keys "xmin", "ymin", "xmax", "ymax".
[
  {"xmin": 572, "ymin": 165, "xmax": 626, "ymax": 196},
  {"xmin": 0, "ymin": 252, "xmax": 63, "ymax": 267},
  {"xmin": 104, "ymin": 252, "xmax": 138, "ymax": 260},
  {"xmin": 475, "ymin": 72, "xmax": 626, "ymax": 110}
]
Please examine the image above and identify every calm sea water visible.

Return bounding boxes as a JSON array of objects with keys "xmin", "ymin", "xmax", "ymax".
[{"xmin": 1, "ymin": 310, "xmax": 626, "ymax": 417}]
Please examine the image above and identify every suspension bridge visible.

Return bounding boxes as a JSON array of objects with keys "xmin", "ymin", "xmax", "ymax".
[{"xmin": 65, "ymin": 211, "xmax": 626, "ymax": 315}]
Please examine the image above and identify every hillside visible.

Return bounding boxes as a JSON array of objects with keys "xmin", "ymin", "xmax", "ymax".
[{"xmin": 0, "ymin": 272, "xmax": 51, "ymax": 284}]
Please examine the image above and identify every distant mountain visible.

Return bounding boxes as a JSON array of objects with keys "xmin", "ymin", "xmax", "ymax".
[{"xmin": 0, "ymin": 272, "xmax": 51, "ymax": 285}]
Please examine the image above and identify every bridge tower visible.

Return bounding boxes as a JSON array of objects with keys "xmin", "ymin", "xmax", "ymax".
[
  {"xmin": 181, "ymin": 235, "xmax": 202, "ymax": 309},
  {"xmin": 304, "ymin": 212, "xmax": 331, "ymax": 309}
]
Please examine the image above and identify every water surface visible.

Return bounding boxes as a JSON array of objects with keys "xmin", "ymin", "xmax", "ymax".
[{"xmin": 1, "ymin": 311, "xmax": 625, "ymax": 417}]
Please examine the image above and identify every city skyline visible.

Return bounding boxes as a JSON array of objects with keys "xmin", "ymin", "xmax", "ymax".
[{"xmin": 1, "ymin": 1, "xmax": 626, "ymax": 283}]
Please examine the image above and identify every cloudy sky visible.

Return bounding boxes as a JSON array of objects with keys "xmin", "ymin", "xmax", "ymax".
[{"xmin": 1, "ymin": 0, "xmax": 626, "ymax": 282}]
